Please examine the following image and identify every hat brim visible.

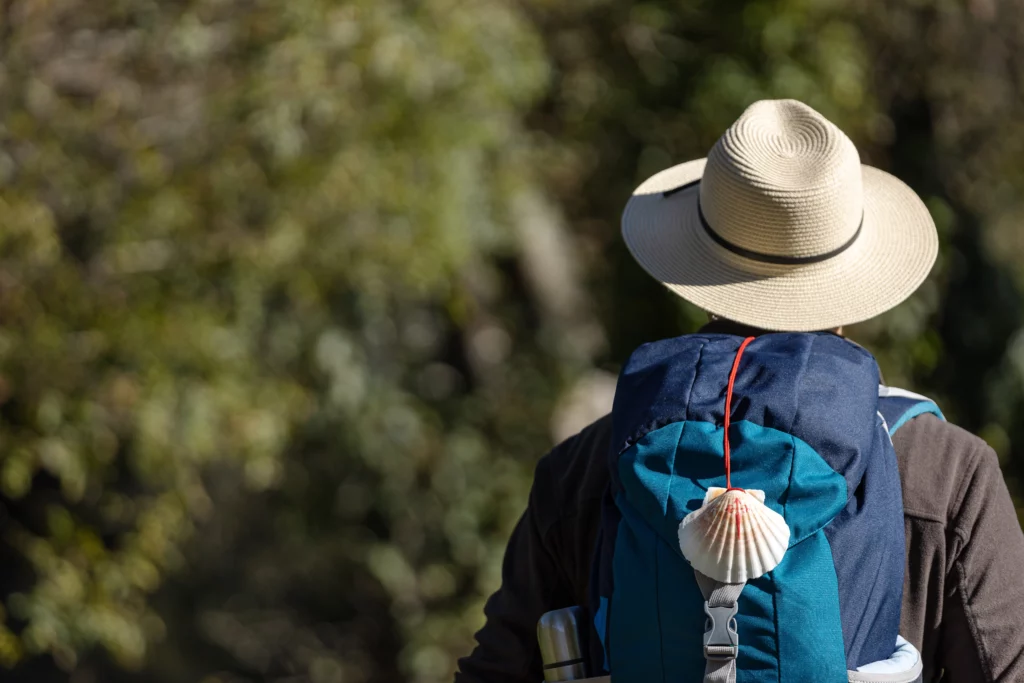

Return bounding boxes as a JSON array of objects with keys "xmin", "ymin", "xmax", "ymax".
[{"xmin": 621, "ymin": 158, "xmax": 939, "ymax": 332}]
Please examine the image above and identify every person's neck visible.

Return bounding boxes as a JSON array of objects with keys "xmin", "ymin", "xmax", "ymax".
[
  {"xmin": 698, "ymin": 318, "xmax": 774, "ymax": 337},
  {"xmin": 698, "ymin": 318, "xmax": 843, "ymax": 337}
]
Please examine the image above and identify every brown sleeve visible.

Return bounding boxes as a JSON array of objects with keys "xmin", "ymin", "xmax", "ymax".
[
  {"xmin": 940, "ymin": 442, "xmax": 1024, "ymax": 682},
  {"xmin": 454, "ymin": 455, "xmax": 575, "ymax": 683}
]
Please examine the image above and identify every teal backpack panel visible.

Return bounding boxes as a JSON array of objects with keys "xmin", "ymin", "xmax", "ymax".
[
  {"xmin": 607, "ymin": 419, "xmax": 849, "ymax": 682},
  {"xmin": 773, "ymin": 530, "xmax": 848, "ymax": 682},
  {"xmin": 609, "ymin": 493, "xmax": 704, "ymax": 680}
]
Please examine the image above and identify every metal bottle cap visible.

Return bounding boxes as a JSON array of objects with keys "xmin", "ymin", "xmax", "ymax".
[{"xmin": 537, "ymin": 606, "xmax": 588, "ymax": 682}]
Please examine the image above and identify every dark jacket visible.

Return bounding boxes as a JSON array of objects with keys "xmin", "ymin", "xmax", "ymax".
[{"xmin": 455, "ymin": 335, "xmax": 1024, "ymax": 683}]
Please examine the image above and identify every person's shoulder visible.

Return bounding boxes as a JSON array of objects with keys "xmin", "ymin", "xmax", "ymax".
[
  {"xmin": 533, "ymin": 414, "xmax": 613, "ymax": 521},
  {"xmin": 891, "ymin": 413, "xmax": 1000, "ymax": 524}
]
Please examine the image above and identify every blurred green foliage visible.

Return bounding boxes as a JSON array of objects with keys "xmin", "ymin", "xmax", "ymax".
[{"xmin": 0, "ymin": 0, "xmax": 1023, "ymax": 681}]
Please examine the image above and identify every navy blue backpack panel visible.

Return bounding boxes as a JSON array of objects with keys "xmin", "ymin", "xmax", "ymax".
[{"xmin": 589, "ymin": 333, "xmax": 936, "ymax": 682}]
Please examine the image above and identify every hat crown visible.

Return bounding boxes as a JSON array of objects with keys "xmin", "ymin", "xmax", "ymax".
[{"xmin": 699, "ymin": 100, "xmax": 863, "ymax": 259}]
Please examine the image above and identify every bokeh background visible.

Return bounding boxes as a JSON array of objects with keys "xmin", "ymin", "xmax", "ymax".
[{"xmin": 1, "ymin": 0, "xmax": 1023, "ymax": 681}]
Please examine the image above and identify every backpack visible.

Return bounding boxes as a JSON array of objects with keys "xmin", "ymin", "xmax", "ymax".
[{"xmin": 584, "ymin": 332, "xmax": 941, "ymax": 683}]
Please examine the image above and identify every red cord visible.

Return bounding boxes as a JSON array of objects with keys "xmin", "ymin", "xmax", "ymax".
[{"xmin": 724, "ymin": 337, "xmax": 755, "ymax": 490}]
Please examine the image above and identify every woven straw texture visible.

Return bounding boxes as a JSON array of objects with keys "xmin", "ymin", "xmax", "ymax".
[{"xmin": 621, "ymin": 99, "xmax": 938, "ymax": 331}]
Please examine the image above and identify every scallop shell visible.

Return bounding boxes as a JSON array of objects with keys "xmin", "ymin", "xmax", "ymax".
[{"xmin": 677, "ymin": 487, "xmax": 789, "ymax": 583}]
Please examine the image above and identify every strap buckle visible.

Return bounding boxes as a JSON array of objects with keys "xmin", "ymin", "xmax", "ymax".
[{"xmin": 702, "ymin": 602, "xmax": 739, "ymax": 661}]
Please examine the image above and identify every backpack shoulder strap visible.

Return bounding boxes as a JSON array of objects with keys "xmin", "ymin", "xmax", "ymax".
[{"xmin": 878, "ymin": 385, "xmax": 945, "ymax": 436}]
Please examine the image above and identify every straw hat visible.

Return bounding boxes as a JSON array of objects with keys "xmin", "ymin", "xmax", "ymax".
[{"xmin": 621, "ymin": 99, "xmax": 938, "ymax": 332}]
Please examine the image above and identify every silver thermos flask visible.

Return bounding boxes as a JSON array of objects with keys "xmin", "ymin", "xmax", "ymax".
[{"xmin": 537, "ymin": 606, "xmax": 589, "ymax": 682}]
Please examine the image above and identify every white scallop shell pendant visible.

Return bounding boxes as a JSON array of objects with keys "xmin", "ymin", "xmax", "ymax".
[{"xmin": 677, "ymin": 487, "xmax": 790, "ymax": 583}]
